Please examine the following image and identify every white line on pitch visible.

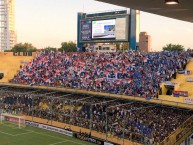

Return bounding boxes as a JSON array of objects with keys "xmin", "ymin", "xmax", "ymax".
[
  {"xmin": 14, "ymin": 131, "xmax": 33, "ymax": 136},
  {"xmin": 49, "ymin": 141, "xmax": 68, "ymax": 145},
  {"xmin": 12, "ymin": 127, "xmax": 22, "ymax": 129},
  {"xmin": 1, "ymin": 123, "xmax": 18, "ymax": 129},
  {"xmin": 32, "ymin": 131, "xmax": 86, "ymax": 145},
  {"xmin": 6, "ymin": 125, "xmax": 86, "ymax": 145},
  {"xmin": 0, "ymin": 130, "xmax": 15, "ymax": 136}
]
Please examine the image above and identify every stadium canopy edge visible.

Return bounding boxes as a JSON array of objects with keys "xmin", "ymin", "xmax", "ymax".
[{"xmin": 96, "ymin": 0, "xmax": 193, "ymax": 23}]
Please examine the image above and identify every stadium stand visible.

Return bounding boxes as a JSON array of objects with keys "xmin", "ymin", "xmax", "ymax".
[
  {"xmin": 158, "ymin": 50, "xmax": 193, "ymax": 103},
  {"xmin": 10, "ymin": 51, "xmax": 190, "ymax": 99},
  {"xmin": 0, "ymin": 86, "xmax": 192, "ymax": 145},
  {"xmin": 1, "ymin": 50, "xmax": 193, "ymax": 145}
]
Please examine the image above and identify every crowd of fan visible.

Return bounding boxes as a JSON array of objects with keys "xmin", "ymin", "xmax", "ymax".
[
  {"xmin": 0, "ymin": 87, "xmax": 193, "ymax": 144},
  {"xmin": 10, "ymin": 51, "xmax": 190, "ymax": 98}
]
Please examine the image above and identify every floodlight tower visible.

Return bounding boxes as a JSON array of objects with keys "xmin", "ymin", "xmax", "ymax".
[{"xmin": 0, "ymin": 0, "xmax": 16, "ymax": 52}]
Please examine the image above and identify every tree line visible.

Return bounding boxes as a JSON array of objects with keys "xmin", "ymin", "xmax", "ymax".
[
  {"xmin": 5, "ymin": 41, "xmax": 190, "ymax": 53},
  {"xmin": 5, "ymin": 41, "xmax": 77, "ymax": 53}
]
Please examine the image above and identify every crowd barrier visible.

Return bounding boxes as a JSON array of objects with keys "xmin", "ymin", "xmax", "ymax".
[{"xmin": 159, "ymin": 115, "xmax": 193, "ymax": 145}]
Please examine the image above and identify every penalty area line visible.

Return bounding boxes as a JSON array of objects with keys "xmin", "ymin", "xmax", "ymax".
[
  {"xmin": 0, "ymin": 130, "xmax": 15, "ymax": 136},
  {"xmin": 32, "ymin": 131, "xmax": 86, "ymax": 145},
  {"xmin": 14, "ymin": 131, "xmax": 34, "ymax": 136},
  {"xmin": 49, "ymin": 140, "xmax": 68, "ymax": 145}
]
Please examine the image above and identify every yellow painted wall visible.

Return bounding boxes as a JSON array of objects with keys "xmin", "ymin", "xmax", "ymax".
[{"xmin": 0, "ymin": 52, "xmax": 35, "ymax": 82}]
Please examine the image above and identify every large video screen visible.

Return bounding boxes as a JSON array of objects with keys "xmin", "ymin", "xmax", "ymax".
[
  {"xmin": 80, "ymin": 16, "xmax": 129, "ymax": 42},
  {"xmin": 115, "ymin": 18, "xmax": 128, "ymax": 40},
  {"xmin": 80, "ymin": 20, "xmax": 92, "ymax": 41},
  {"xmin": 92, "ymin": 19, "xmax": 116, "ymax": 39}
]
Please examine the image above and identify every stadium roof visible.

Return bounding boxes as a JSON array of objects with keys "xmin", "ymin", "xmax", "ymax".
[{"xmin": 96, "ymin": 0, "xmax": 193, "ymax": 23}]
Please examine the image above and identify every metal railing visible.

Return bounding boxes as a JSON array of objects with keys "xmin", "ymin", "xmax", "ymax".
[{"xmin": 160, "ymin": 115, "xmax": 193, "ymax": 145}]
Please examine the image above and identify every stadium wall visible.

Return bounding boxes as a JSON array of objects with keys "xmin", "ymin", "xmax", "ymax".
[
  {"xmin": 25, "ymin": 116, "xmax": 140, "ymax": 145},
  {"xmin": 0, "ymin": 52, "xmax": 14, "ymax": 56}
]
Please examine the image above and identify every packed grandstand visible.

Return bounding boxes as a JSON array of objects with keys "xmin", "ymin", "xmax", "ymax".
[
  {"xmin": 10, "ymin": 51, "xmax": 191, "ymax": 98},
  {"xmin": 0, "ymin": 87, "xmax": 192, "ymax": 145},
  {"xmin": 0, "ymin": 50, "xmax": 192, "ymax": 145}
]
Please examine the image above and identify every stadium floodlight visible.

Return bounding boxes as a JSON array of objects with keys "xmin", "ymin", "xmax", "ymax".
[{"xmin": 165, "ymin": 0, "xmax": 179, "ymax": 4}]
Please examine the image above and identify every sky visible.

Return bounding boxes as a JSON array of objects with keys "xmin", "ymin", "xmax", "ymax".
[{"xmin": 15, "ymin": 0, "xmax": 193, "ymax": 51}]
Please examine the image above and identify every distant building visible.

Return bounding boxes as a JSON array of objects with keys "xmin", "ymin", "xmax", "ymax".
[
  {"xmin": 0, "ymin": 0, "xmax": 17, "ymax": 51},
  {"xmin": 139, "ymin": 32, "xmax": 151, "ymax": 52}
]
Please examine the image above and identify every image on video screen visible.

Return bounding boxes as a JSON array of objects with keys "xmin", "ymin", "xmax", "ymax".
[{"xmin": 92, "ymin": 20, "xmax": 116, "ymax": 39}]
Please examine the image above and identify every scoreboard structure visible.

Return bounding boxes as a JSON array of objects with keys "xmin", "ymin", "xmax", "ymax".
[{"xmin": 77, "ymin": 9, "xmax": 140, "ymax": 51}]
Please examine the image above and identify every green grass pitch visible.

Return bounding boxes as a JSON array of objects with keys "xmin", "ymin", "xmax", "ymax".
[{"xmin": 0, "ymin": 122, "xmax": 95, "ymax": 145}]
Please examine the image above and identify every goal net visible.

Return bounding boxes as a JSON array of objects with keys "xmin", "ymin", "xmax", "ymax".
[{"xmin": 0, "ymin": 113, "xmax": 26, "ymax": 129}]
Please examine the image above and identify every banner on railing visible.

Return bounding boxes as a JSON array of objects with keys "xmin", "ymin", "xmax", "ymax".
[
  {"xmin": 104, "ymin": 142, "xmax": 114, "ymax": 145},
  {"xmin": 184, "ymin": 98, "xmax": 193, "ymax": 104},
  {"xmin": 165, "ymin": 81, "xmax": 178, "ymax": 87},
  {"xmin": 178, "ymin": 70, "xmax": 185, "ymax": 74},
  {"xmin": 74, "ymin": 133, "xmax": 116, "ymax": 145},
  {"xmin": 173, "ymin": 91, "xmax": 188, "ymax": 97},
  {"xmin": 25, "ymin": 121, "xmax": 73, "ymax": 137},
  {"xmin": 186, "ymin": 78, "xmax": 193, "ymax": 82}
]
